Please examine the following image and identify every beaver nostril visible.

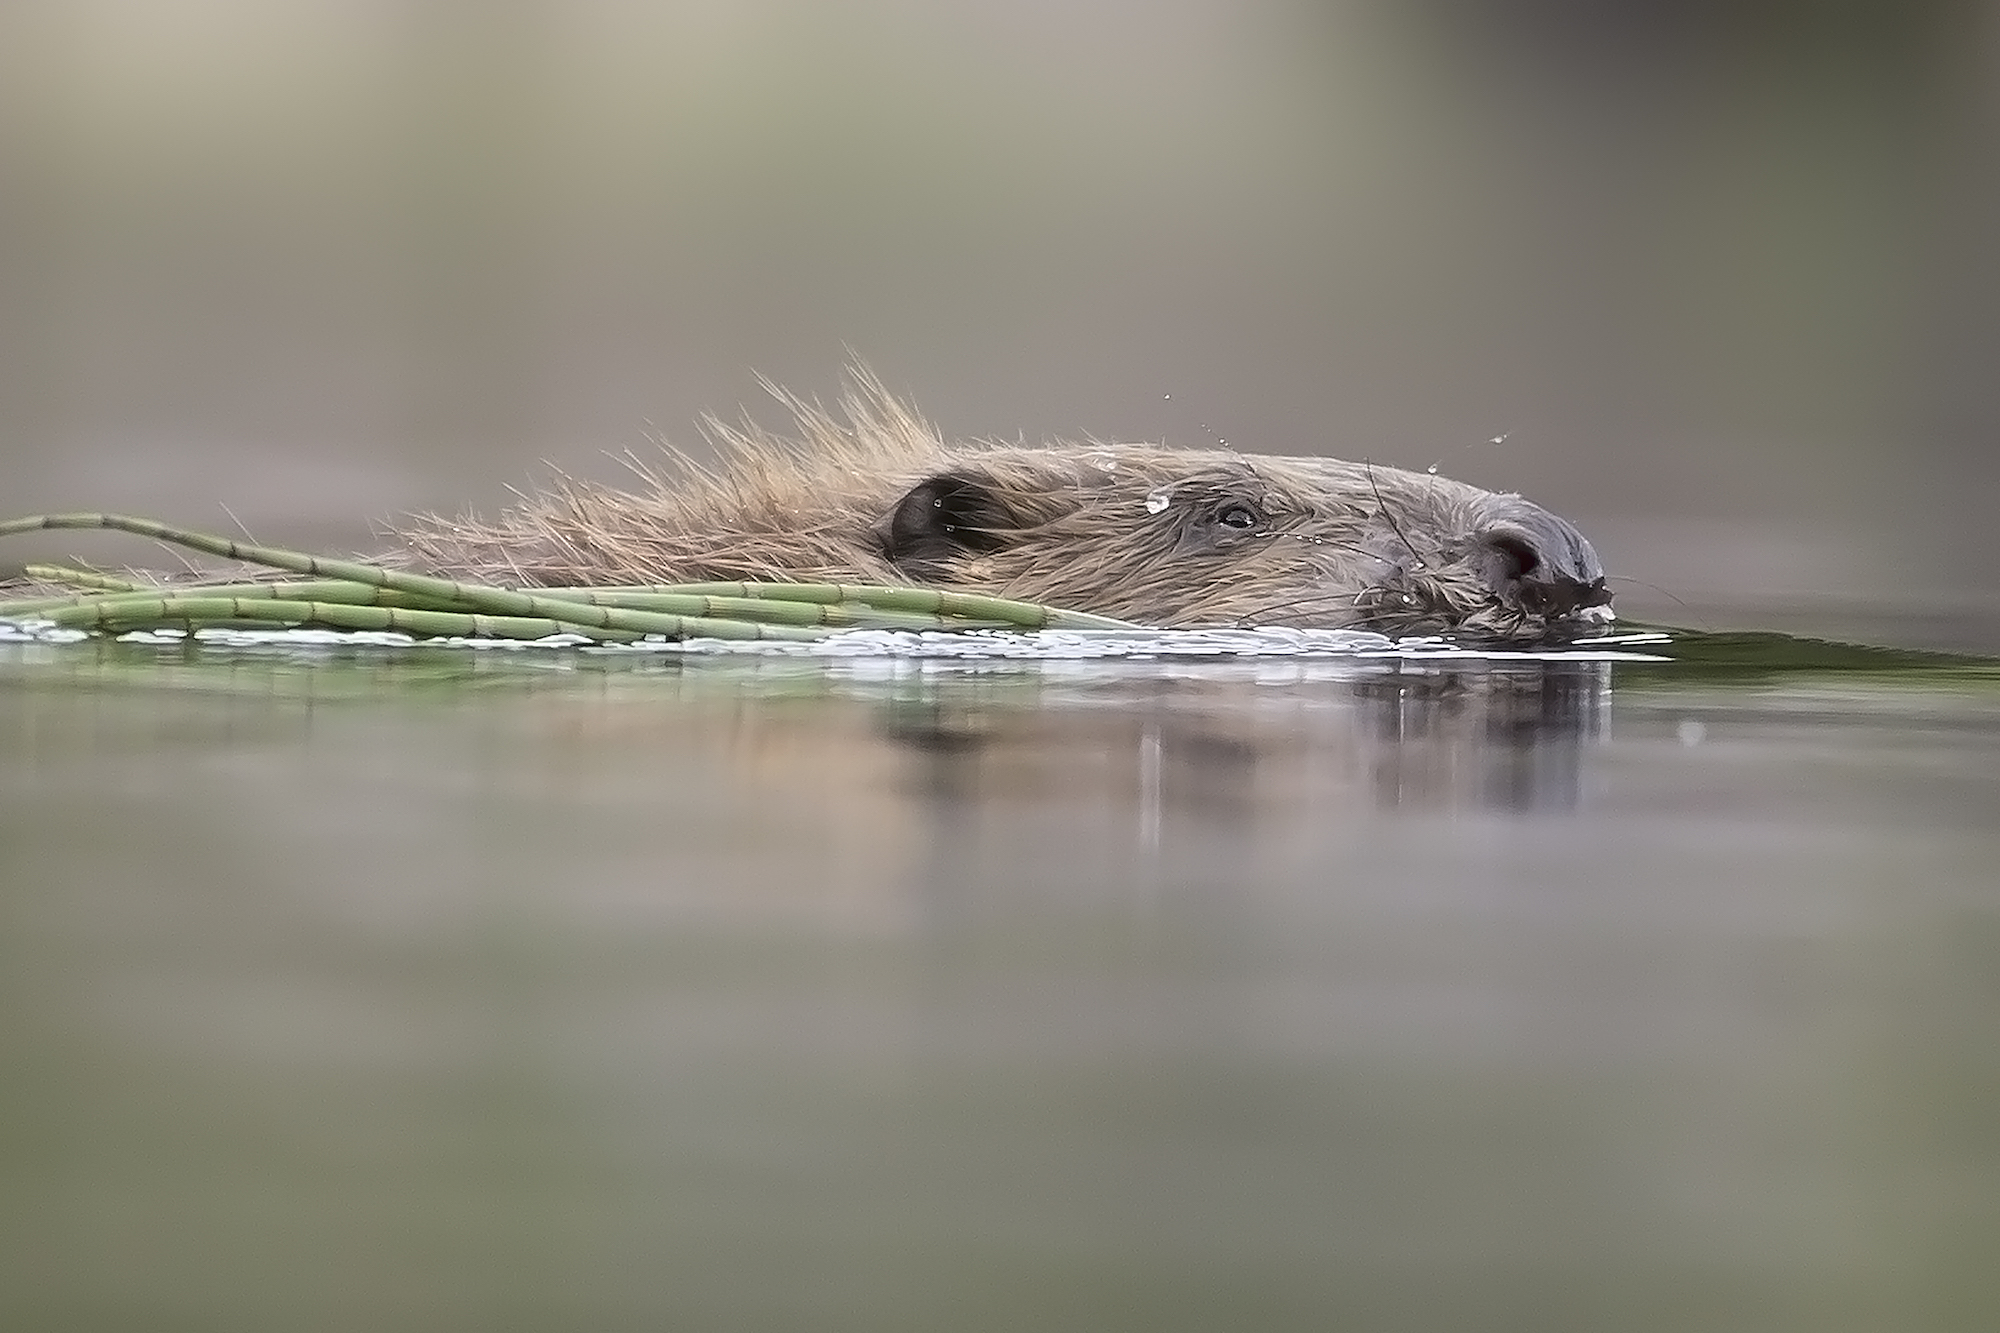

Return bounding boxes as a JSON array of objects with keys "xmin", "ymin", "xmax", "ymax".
[{"xmin": 1470, "ymin": 500, "xmax": 1609, "ymax": 621}]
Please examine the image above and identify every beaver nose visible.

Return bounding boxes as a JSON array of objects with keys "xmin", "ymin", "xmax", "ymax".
[{"xmin": 1471, "ymin": 498, "xmax": 1611, "ymax": 618}]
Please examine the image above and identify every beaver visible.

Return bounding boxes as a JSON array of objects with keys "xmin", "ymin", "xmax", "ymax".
[{"xmin": 396, "ymin": 369, "xmax": 1612, "ymax": 640}]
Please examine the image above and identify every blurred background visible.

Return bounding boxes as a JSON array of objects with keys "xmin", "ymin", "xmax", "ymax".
[
  {"xmin": 7, "ymin": 10, "xmax": 2000, "ymax": 1327},
  {"xmin": 1, "ymin": 0, "xmax": 1995, "ymax": 643}
]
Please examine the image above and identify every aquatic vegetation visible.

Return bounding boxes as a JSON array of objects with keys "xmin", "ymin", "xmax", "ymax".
[{"xmin": 0, "ymin": 513, "xmax": 1133, "ymax": 644}]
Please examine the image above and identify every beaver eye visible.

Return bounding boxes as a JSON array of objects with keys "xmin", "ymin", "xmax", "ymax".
[{"xmin": 1215, "ymin": 502, "xmax": 1260, "ymax": 531}]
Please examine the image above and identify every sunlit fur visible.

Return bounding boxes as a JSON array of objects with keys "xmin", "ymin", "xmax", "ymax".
[{"xmin": 396, "ymin": 368, "xmax": 1607, "ymax": 638}]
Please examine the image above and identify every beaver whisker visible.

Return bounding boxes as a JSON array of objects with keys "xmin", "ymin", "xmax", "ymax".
[
  {"xmin": 1222, "ymin": 588, "xmax": 1361, "ymax": 628},
  {"xmin": 1603, "ymin": 574, "xmax": 1696, "ymax": 615},
  {"xmin": 1364, "ymin": 461, "xmax": 1427, "ymax": 572}
]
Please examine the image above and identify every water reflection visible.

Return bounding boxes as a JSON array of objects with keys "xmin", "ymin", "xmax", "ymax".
[{"xmin": 877, "ymin": 662, "xmax": 1610, "ymax": 829}]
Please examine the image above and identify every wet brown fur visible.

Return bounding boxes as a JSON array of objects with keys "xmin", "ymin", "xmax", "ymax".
[{"xmin": 396, "ymin": 368, "xmax": 1610, "ymax": 638}]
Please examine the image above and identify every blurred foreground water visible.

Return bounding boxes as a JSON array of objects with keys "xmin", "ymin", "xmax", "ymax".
[{"xmin": 1, "ymin": 640, "xmax": 1997, "ymax": 1330}]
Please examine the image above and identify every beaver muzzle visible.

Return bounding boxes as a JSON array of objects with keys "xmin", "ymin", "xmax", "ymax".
[{"xmin": 1470, "ymin": 498, "xmax": 1612, "ymax": 622}]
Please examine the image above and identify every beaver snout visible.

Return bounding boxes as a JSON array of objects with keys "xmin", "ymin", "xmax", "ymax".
[{"xmin": 1471, "ymin": 499, "xmax": 1611, "ymax": 620}]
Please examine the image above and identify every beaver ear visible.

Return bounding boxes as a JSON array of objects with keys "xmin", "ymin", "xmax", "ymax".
[{"xmin": 878, "ymin": 469, "xmax": 1020, "ymax": 573}]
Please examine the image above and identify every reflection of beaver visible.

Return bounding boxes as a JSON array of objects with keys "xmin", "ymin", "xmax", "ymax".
[{"xmin": 400, "ymin": 370, "xmax": 1611, "ymax": 639}]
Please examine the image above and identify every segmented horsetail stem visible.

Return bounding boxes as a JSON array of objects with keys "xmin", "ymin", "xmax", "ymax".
[
  {"xmin": 3, "ymin": 579, "xmax": 470, "ymax": 618},
  {"xmin": 499, "ymin": 588, "xmax": 1010, "ymax": 631},
  {"xmin": 42, "ymin": 592, "xmax": 842, "ymax": 643},
  {"xmin": 6, "ymin": 577, "xmax": 997, "ymax": 636},
  {"xmin": 539, "ymin": 582, "xmax": 858, "ymax": 601},
  {"xmin": 0, "ymin": 514, "xmax": 817, "ymax": 640},
  {"xmin": 23, "ymin": 565, "xmax": 145, "ymax": 593},
  {"xmin": 0, "ymin": 565, "xmax": 151, "ymax": 615},
  {"xmin": 41, "ymin": 593, "xmax": 881, "ymax": 643},
  {"xmin": 77, "ymin": 579, "xmax": 987, "ymax": 633},
  {"xmin": 1, "ymin": 513, "xmax": 588, "ymax": 615},
  {"xmin": 47, "ymin": 596, "xmax": 651, "ymax": 643},
  {"xmin": 866, "ymin": 587, "xmax": 1133, "ymax": 631},
  {"xmin": 193, "ymin": 580, "xmax": 475, "ymax": 612},
  {"xmin": 538, "ymin": 582, "xmax": 1134, "ymax": 630}
]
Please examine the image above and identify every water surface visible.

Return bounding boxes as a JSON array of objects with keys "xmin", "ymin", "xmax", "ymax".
[{"xmin": 2, "ymin": 639, "xmax": 1996, "ymax": 1330}]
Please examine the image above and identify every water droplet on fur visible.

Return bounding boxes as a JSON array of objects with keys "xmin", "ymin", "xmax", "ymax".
[
  {"xmin": 1145, "ymin": 486, "xmax": 1174, "ymax": 515},
  {"xmin": 1426, "ymin": 464, "xmax": 1439, "ymax": 475}
]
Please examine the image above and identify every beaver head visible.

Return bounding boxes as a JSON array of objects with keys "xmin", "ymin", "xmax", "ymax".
[
  {"xmin": 874, "ymin": 446, "xmax": 1610, "ymax": 640},
  {"xmin": 399, "ymin": 371, "xmax": 1611, "ymax": 641}
]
